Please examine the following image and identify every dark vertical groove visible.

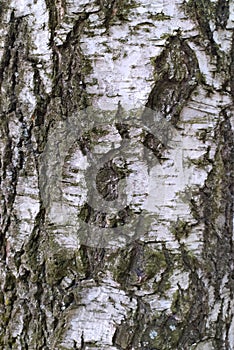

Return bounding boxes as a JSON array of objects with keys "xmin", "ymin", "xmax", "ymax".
[{"xmin": 230, "ymin": 31, "xmax": 234, "ymax": 102}]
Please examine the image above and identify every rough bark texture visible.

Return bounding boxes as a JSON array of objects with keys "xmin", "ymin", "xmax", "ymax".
[{"xmin": 0, "ymin": 0, "xmax": 233, "ymax": 349}]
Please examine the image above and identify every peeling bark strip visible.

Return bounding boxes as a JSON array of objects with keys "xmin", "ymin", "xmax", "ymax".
[{"xmin": 0, "ymin": 0, "xmax": 234, "ymax": 349}]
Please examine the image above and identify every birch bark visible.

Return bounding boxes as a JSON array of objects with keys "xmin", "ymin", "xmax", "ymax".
[{"xmin": 0, "ymin": 1, "xmax": 233, "ymax": 349}]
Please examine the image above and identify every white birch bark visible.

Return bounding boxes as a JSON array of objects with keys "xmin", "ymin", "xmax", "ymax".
[{"xmin": 0, "ymin": 0, "xmax": 233, "ymax": 349}]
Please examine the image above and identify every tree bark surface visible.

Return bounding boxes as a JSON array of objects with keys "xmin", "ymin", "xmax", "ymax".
[{"xmin": 0, "ymin": 0, "xmax": 233, "ymax": 349}]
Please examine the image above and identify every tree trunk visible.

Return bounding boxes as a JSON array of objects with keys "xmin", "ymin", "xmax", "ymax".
[{"xmin": 0, "ymin": 0, "xmax": 233, "ymax": 349}]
